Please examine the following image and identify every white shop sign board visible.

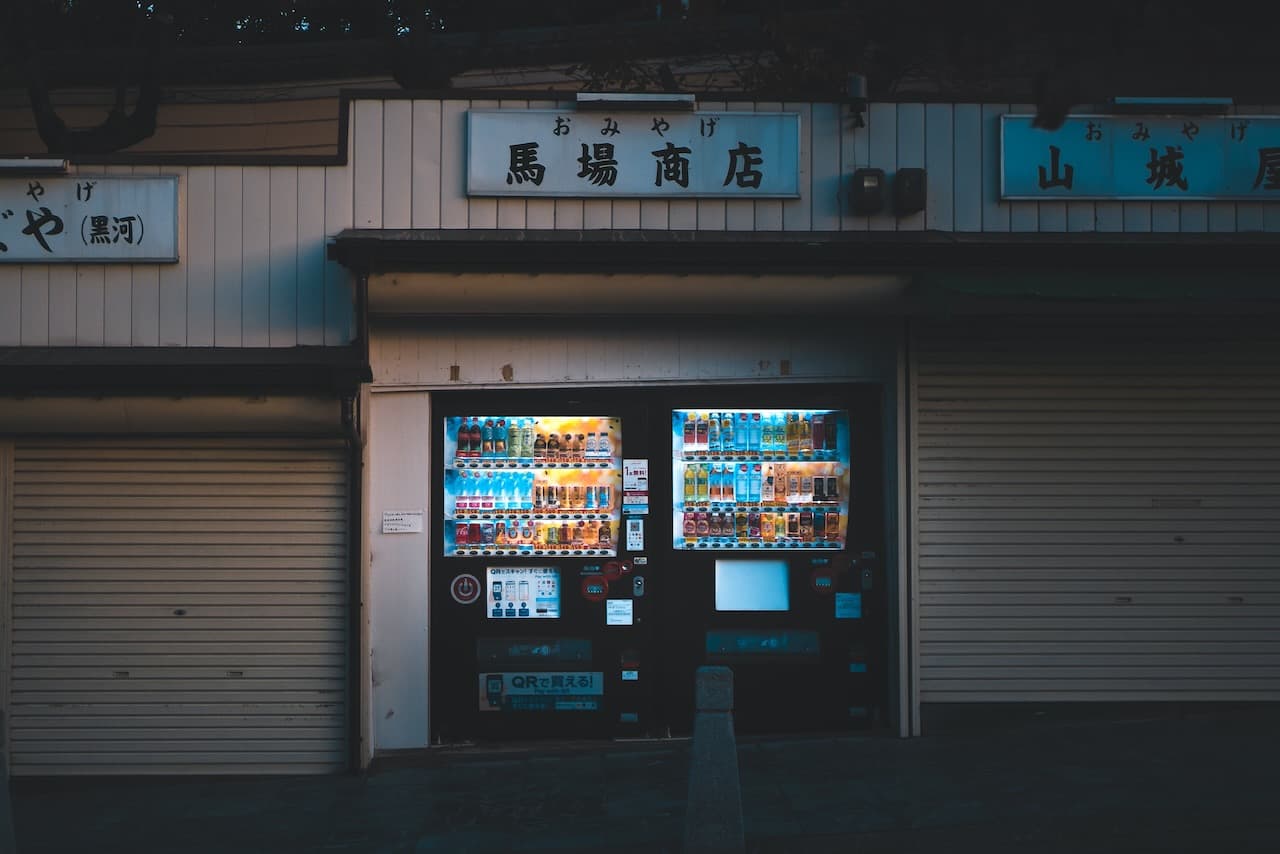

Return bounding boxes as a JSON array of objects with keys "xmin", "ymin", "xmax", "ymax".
[
  {"xmin": 0, "ymin": 176, "xmax": 178, "ymax": 262},
  {"xmin": 467, "ymin": 110, "xmax": 800, "ymax": 198}
]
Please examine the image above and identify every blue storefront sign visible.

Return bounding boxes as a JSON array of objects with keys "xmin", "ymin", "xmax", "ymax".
[{"xmin": 1001, "ymin": 115, "xmax": 1280, "ymax": 200}]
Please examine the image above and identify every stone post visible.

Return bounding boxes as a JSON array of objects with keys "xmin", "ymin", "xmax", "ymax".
[{"xmin": 683, "ymin": 666, "xmax": 745, "ymax": 854}]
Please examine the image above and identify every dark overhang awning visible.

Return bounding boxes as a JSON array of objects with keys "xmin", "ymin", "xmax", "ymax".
[
  {"xmin": 328, "ymin": 228, "xmax": 1280, "ymax": 277},
  {"xmin": 0, "ymin": 346, "xmax": 371, "ymax": 395}
]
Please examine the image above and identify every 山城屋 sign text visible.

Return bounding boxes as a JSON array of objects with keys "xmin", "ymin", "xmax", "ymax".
[
  {"xmin": 467, "ymin": 110, "xmax": 800, "ymax": 198},
  {"xmin": 0, "ymin": 176, "xmax": 178, "ymax": 263},
  {"xmin": 1002, "ymin": 114, "xmax": 1280, "ymax": 200}
]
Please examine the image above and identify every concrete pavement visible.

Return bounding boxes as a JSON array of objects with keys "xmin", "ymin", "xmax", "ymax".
[{"xmin": 11, "ymin": 705, "xmax": 1280, "ymax": 853}]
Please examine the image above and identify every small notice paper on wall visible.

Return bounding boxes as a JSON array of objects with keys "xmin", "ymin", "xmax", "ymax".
[{"xmin": 382, "ymin": 510, "xmax": 424, "ymax": 534}]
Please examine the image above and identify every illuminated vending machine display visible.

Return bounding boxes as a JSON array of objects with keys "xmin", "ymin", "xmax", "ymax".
[
  {"xmin": 443, "ymin": 415, "xmax": 623, "ymax": 558},
  {"xmin": 671, "ymin": 409, "xmax": 850, "ymax": 551}
]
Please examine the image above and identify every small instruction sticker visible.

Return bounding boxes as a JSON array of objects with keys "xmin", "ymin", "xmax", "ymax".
[
  {"xmin": 835, "ymin": 592, "xmax": 862, "ymax": 619},
  {"xmin": 382, "ymin": 510, "xmax": 424, "ymax": 534},
  {"xmin": 606, "ymin": 599, "xmax": 634, "ymax": 626},
  {"xmin": 623, "ymin": 459, "xmax": 649, "ymax": 514},
  {"xmin": 627, "ymin": 518, "xmax": 644, "ymax": 551}
]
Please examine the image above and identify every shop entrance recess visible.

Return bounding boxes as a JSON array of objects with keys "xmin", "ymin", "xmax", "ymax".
[{"xmin": 429, "ymin": 383, "xmax": 887, "ymax": 744}]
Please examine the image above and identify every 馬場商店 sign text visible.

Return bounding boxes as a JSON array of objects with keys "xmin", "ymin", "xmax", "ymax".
[
  {"xmin": 467, "ymin": 110, "xmax": 800, "ymax": 198},
  {"xmin": 0, "ymin": 176, "xmax": 177, "ymax": 263},
  {"xmin": 1002, "ymin": 114, "xmax": 1280, "ymax": 200}
]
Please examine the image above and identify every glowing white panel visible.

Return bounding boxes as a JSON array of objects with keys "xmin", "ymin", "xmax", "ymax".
[{"xmin": 715, "ymin": 559, "xmax": 790, "ymax": 611}]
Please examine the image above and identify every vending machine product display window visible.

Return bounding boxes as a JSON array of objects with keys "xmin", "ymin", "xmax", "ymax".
[
  {"xmin": 671, "ymin": 409, "xmax": 851, "ymax": 550},
  {"xmin": 444, "ymin": 415, "xmax": 623, "ymax": 557}
]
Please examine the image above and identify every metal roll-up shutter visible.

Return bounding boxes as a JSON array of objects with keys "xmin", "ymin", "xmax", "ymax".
[
  {"xmin": 9, "ymin": 439, "xmax": 349, "ymax": 775},
  {"xmin": 913, "ymin": 318, "xmax": 1280, "ymax": 704}
]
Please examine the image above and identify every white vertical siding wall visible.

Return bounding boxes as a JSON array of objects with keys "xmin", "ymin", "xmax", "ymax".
[
  {"xmin": 346, "ymin": 98, "xmax": 1279, "ymax": 239},
  {"xmin": 0, "ymin": 164, "xmax": 355, "ymax": 348},
  {"xmin": 6, "ymin": 98, "xmax": 1280, "ymax": 349}
]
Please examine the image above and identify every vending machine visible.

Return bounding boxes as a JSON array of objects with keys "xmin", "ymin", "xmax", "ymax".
[
  {"xmin": 431, "ymin": 391, "xmax": 654, "ymax": 742},
  {"xmin": 659, "ymin": 384, "xmax": 886, "ymax": 735}
]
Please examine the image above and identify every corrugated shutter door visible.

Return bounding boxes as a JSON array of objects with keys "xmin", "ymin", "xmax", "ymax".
[
  {"xmin": 913, "ymin": 318, "xmax": 1280, "ymax": 703},
  {"xmin": 9, "ymin": 439, "xmax": 348, "ymax": 775}
]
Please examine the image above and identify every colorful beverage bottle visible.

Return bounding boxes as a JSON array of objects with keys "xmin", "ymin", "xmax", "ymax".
[
  {"xmin": 521, "ymin": 419, "xmax": 534, "ymax": 460},
  {"xmin": 707, "ymin": 413, "xmax": 720, "ymax": 454},
  {"xmin": 494, "ymin": 419, "xmax": 507, "ymax": 455},
  {"xmin": 683, "ymin": 412, "xmax": 696, "ymax": 451},
  {"xmin": 721, "ymin": 412, "xmax": 735, "ymax": 454},
  {"xmin": 456, "ymin": 418, "xmax": 471, "ymax": 459},
  {"xmin": 749, "ymin": 413, "xmax": 763, "ymax": 454},
  {"xmin": 811, "ymin": 414, "xmax": 825, "ymax": 452},
  {"xmin": 507, "ymin": 419, "xmax": 520, "ymax": 458}
]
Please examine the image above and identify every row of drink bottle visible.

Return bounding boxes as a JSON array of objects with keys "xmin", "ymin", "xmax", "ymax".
[
  {"xmin": 682, "ymin": 509, "xmax": 842, "ymax": 542},
  {"xmin": 682, "ymin": 463, "xmax": 841, "ymax": 507},
  {"xmin": 455, "ymin": 417, "xmax": 614, "ymax": 462},
  {"xmin": 455, "ymin": 519, "xmax": 613, "ymax": 549},
  {"xmin": 681, "ymin": 411, "xmax": 838, "ymax": 456},
  {"xmin": 454, "ymin": 470, "xmax": 613, "ymax": 514}
]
